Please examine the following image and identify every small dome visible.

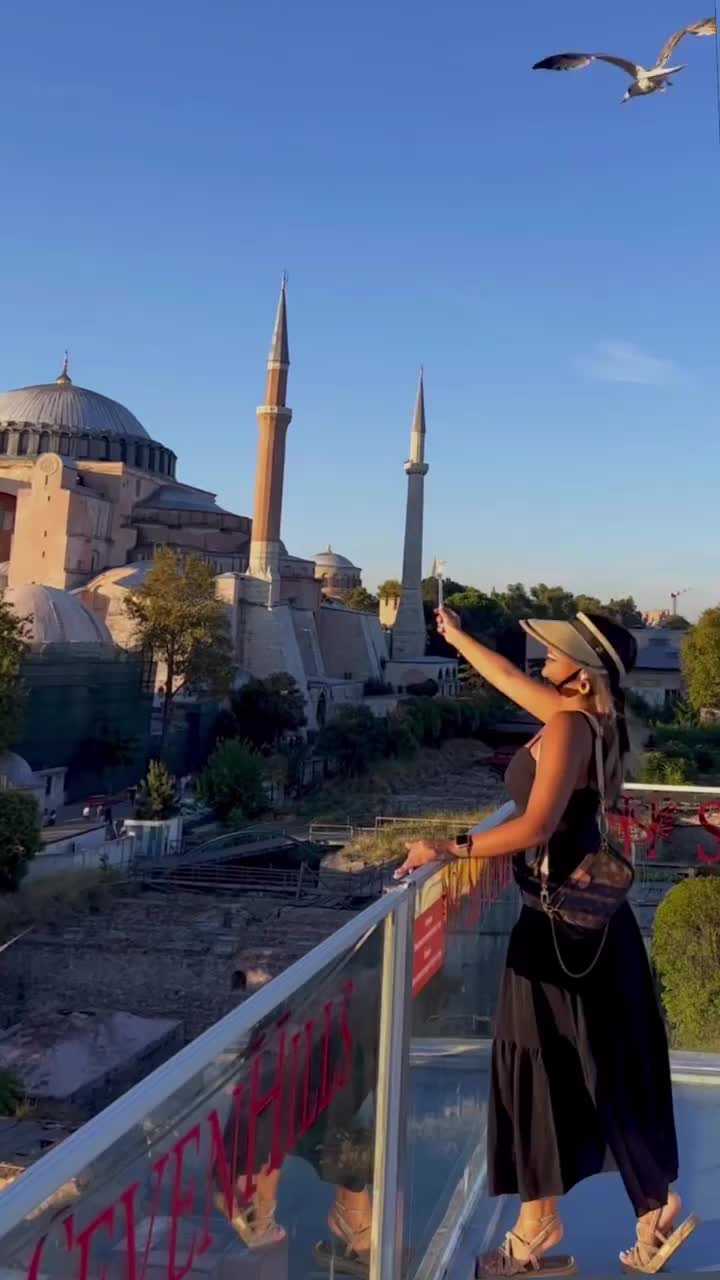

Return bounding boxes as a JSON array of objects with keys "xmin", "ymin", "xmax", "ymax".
[
  {"xmin": 314, "ymin": 546, "xmax": 359, "ymax": 571},
  {"xmin": 0, "ymin": 751, "xmax": 35, "ymax": 790},
  {"xmin": 0, "ymin": 375, "xmax": 149, "ymax": 441},
  {"xmin": 4, "ymin": 584, "xmax": 113, "ymax": 647}
]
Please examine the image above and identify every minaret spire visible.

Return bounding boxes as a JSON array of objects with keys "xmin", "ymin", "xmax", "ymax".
[
  {"xmin": 409, "ymin": 366, "xmax": 425, "ymax": 464},
  {"xmin": 390, "ymin": 369, "xmax": 430, "ymax": 661},
  {"xmin": 249, "ymin": 277, "xmax": 294, "ymax": 579}
]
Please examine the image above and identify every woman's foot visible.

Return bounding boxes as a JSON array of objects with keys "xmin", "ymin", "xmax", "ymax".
[
  {"xmin": 313, "ymin": 1202, "xmax": 371, "ymax": 1275},
  {"xmin": 620, "ymin": 1191, "xmax": 699, "ymax": 1274},
  {"xmin": 476, "ymin": 1214, "xmax": 577, "ymax": 1276},
  {"xmin": 214, "ymin": 1192, "xmax": 286, "ymax": 1249}
]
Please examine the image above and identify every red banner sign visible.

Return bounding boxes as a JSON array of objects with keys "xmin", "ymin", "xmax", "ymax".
[{"xmin": 412, "ymin": 900, "xmax": 446, "ymax": 996}]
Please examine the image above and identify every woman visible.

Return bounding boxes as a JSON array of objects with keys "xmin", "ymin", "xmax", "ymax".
[{"xmin": 396, "ymin": 608, "xmax": 696, "ymax": 1276}]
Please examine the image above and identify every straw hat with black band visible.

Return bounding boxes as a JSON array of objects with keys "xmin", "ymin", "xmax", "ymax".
[{"xmin": 520, "ymin": 611, "xmax": 636, "ymax": 682}]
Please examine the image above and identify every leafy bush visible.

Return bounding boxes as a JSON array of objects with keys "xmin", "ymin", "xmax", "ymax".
[
  {"xmin": 316, "ymin": 707, "xmax": 388, "ymax": 777},
  {"xmin": 198, "ymin": 740, "xmax": 268, "ymax": 819},
  {"xmin": 406, "ymin": 678, "xmax": 440, "ymax": 698},
  {"xmin": 653, "ymin": 877, "xmax": 720, "ymax": 1048},
  {"xmin": 654, "ymin": 724, "xmax": 720, "ymax": 751},
  {"xmin": 640, "ymin": 752, "xmax": 696, "ymax": 785},
  {"xmin": 0, "ymin": 791, "xmax": 41, "ymax": 891},
  {"xmin": 0, "ymin": 1071, "xmax": 23, "ymax": 1117},
  {"xmin": 138, "ymin": 760, "xmax": 177, "ymax": 819},
  {"xmin": 363, "ymin": 678, "xmax": 394, "ymax": 697}
]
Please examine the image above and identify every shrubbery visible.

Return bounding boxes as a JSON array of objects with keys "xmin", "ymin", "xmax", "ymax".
[
  {"xmin": 0, "ymin": 791, "xmax": 41, "ymax": 892},
  {"xmin": 137, "ymin": 760, "xmax": 177, "ymax": 819},
  {"xmin": 198, "ymin": 740, "xmax": 268, "ymax": 820},
  {"xmin": 653, "ymin": 876, "xmax": 720, "ymax": 1049},
  {"xmin": 315, "ymin": 692, "xmax": 511, "ymax": 779}
]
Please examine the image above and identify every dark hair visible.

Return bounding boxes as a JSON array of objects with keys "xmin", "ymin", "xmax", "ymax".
[{"xmin": 582, "ymin": 613, "xmax": 637, "ymax": 758}]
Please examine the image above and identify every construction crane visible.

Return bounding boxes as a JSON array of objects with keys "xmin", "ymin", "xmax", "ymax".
[{"xmin": 670, "ymin": 588, "xmax": 689, "ymax": 616}]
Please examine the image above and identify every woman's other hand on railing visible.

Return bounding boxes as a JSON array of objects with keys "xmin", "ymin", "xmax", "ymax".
[
  {"xmin": 393, "ymin": 839, "xmax": 451, "ymax": 880},
  {"xmin": 435, "ymin": 605, "xmax": 462, "ymax": 642}
]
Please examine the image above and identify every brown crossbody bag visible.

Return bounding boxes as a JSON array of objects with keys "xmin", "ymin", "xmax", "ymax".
[{"xmin": 525, "ymin": 712, "xmax": 634, "ymax": 979}]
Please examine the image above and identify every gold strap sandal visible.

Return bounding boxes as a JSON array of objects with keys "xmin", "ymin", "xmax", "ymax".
[{"xmin": 620, "ymin": 1207, "xmax": 699, "ymax": 1274}]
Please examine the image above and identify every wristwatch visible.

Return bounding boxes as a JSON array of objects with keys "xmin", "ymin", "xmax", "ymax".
[{"xmin": 454, "ymin": 830, "xmax": 472, "ymax": 855}]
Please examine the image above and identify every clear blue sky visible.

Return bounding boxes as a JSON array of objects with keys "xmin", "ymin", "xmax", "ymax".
[{"xmin": 2, "ymin": 0, "xmax": 719, "ymax": 617}]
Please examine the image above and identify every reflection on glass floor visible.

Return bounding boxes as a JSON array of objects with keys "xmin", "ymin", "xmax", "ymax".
[{"xmin": 253, "ymin": 1054, "xmax": 491, "ymax": 1279}]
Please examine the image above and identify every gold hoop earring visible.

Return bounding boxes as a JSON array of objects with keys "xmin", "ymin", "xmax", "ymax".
[{"xmin": 579, "ymin": 677, "xmax": 591, "ymax": 697}]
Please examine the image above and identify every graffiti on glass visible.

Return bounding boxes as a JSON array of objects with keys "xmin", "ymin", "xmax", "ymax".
[{"xmin": 23, "ymin": 981, "xmax": 354, "ymax": 1280}]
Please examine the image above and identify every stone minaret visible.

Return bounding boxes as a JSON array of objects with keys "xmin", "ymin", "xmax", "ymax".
[
  {"xmin": 249, "ymin": 276, "xmax": 292, "ymax": 578},
  {"xmin": 391, "ymin": 370, "xmax": 429, "ymax": 660}
]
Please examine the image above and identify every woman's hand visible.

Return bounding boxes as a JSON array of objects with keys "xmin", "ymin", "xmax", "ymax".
[
  {"xmin": 435, "ymin": 605, "xmax": 462, "ymax": 641},
  {"xmin": 393, "ymin": 838, "xmax": 449, "ymax": 880}
]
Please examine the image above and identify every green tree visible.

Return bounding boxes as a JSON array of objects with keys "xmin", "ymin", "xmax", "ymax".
[
  {"xmin": 230, "ymin": 674, "xmax": 306, "ymax": 750},
  {"xmin": 528, "ymin": 583, "xmax": 577, "ymax": 619},
  {"xmin": 421, "ymin": 576, "xmax": 467, "ymax": 606},
  {"xmin": 0, "ymin": 594, "xmax": 30, "ymax": 754},
  {"xmin": 682, "ymin": 608, "xmax": 720, "ymax": 713},
  {"xmin": 125, "ymin": 549, "xmax": 235, "ymax": 756},
  {"xmin": 339, "ymin": 587, "xmax": 379, "ymax": 612},
  {"xmin": 664, "ymin": 615, "xmax": 690, "ymax": 631},
  {"xmin": 377, "ymin": 578, "xmax": 402, "ymax": 599},
  {"xmin": 653, "ymin": 877, "xmax": 720, "ymax": 1048},
  {"xmin": 316, "ymin": 706, "xmax": 386, "ymax": 776},
  {"xmin": 0, "ymin": 791, "xmax": 41, "ymax": 891},
  {"xmin": 198, "ymin": 740, "xmax": 268, "ymax": 819},
  {"xmin": 446, "ymin": 589, "xmax": 509, "ymax": 643},
  {"xmin": 492, "ymin": 583, "xmax": 533, "ymax": 620},
  {"xmin": 604, "ymin": 597, "xmax": 643, "ymax": 629},
  {"xmin": 138, "ymin": 760, "xmax": 177, "ymax": 819},
  {"xmin": 574, "ymin": 595, "xmax": 604, "ymax": 616}
]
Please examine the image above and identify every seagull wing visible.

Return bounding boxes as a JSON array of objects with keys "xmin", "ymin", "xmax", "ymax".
[
  {"xmin": 533, "ymin": 52, "xmax": 639, "ymax": 78},
  {"xmin": 656, "ymin": 16, "xmax": 717, "ymax": 68}
]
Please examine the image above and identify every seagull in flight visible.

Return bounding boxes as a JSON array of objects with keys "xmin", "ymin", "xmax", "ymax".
[{"xmin": 533, "ymin": 16, "xmax": 717, "ymax": 102}]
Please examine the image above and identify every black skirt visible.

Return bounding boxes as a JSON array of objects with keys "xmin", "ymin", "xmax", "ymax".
[{"xmin": 488, "ymin": 901, "xmax": 678, "ymax": 1215}]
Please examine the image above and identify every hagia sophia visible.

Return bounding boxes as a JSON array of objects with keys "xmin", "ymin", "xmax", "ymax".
[{"xmin": 0, "ymin": 281, "xmax": 456, "ymax": 795}]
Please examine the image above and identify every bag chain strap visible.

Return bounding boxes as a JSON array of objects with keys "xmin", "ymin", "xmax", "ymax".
[{"xmin": 541, "ymin": 713, "xmax": 611, "ymax": 980}]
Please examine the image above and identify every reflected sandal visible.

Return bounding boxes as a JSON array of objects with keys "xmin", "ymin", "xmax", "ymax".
[
  {"xmin": 214, "ymin": 1192, "xmax": 286, "ymax": 1249},
  {"xmin": 313, "ymin": 1202, "xmax": 370, "ymax": 1276}
]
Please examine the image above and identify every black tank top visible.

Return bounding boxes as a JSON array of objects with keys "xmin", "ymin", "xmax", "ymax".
[{"xmin": 504, "ymin": 722, "xmax": 602, "ymax": 897}]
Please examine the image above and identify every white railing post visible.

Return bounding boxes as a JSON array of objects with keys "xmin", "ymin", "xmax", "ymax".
[{"xmin": 370, "ymin": 885, "xmax": 416, "ymax": 1280}]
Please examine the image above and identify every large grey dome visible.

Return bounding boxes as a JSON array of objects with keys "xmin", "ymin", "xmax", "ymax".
[
  {"xmin": 314, "ymin": 546, "xmax": 359, "ymax": 570},
  {"xmin": 0, "ymin": 376, "xmax": 149, "ymax": 441},
  {"xmin": 4, "ymin": 584, "xmax": 113, "ymax": 647}
]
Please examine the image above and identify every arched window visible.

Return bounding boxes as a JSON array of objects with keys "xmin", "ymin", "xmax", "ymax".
[
  {"xmin": 59, "ymin": 433, "xmax": 70, "ymax": 455},
  {"xmin": 134, "ymin": 443, "xmax": 144, "ymax": 468},
  {"xmin": 0, "ymin": 432, "xmax": 7, "ymax": 455},
  {"xmin": 119, "ymin": 440, "xmax": 127, "ymax": 463},
  {"xmin": 17, "ymin": 431, "xmax": 30, "ymax": 456},
  {"xmin": 149, "ymin": 448, "xmax": 157, "ymax": 471},
  {"xmin": 90, "ymin": 550, "xmax": 100, "ymax": 574},
  {"xmin": 38, "ymin": 432, "xmax": 50, "ymax": 454},
  {"xmin": 78, "ymin": 435, "xmax": 89, "ymax": 459},
  {"xmin": 100, "ymin": 436, "xmax": 110, "ymax": 460}
]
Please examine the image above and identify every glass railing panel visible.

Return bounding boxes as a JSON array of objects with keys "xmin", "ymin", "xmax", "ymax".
[
  {"xmin": 617, "ymin": 784, "xmax": 720, "ymax": 906},
  {"xmin": 0, "ymin": 921, "xmax": 386, "ymax": 1280},
  {"xmin": 403, "ymin": 812, "xmax": 516, "ymax": 1278}
]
